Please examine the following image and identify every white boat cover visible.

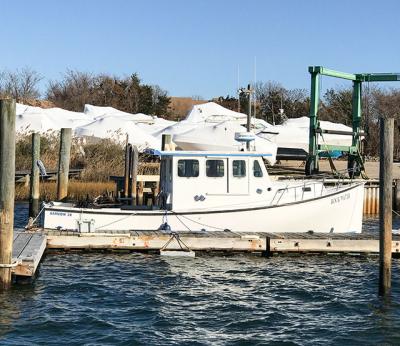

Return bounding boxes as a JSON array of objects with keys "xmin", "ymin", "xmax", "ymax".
[
  {"xmin": 257, "ymin": 116, "xmax": 354, "ymax": 152},
  {"xmin": 173, "ymin": 121, "xmax": 277, "ymax": 164},
  {"xmin": 16, "ymin": 103, "xmax": 93, "ymax": 133},
  {"xmin": 185, "ymin": 102, "xmax": 247, "ymax": 124},
  {"xmin": 75, "ymin": 116, "xmax": 160, "ymax": 150}
]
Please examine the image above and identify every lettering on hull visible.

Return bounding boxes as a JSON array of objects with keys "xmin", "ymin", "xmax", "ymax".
[{"xmin": 331, "ymin": 193, "xmax": 350, "ymax": 205}]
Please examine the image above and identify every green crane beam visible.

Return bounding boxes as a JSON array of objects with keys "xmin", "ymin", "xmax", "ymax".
[
  {"xmin": 358, "ymin": 73, "xmax": 400, "ymax": 82},
  {"xmin": 308, "ymin": 66, "xmax": 357, "ymax": 81}
]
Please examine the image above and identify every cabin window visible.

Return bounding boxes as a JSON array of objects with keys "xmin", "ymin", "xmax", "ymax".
[
  {"xmin": 177, "ymin": 159, "xmax": 199, "ymax": 177},
  {"xmin": 232, "ymin": 160, "xmax": 246, "ymax": 177},
  {"xmin": 206, "ymin": 160, "xmax": 224, "ymax": 177},
  {"xmin": 253, "ymin": 160, "xmax": 263, "ymax": 177}
]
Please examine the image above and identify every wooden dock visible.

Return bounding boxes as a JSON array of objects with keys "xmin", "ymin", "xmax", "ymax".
[
  {"xmin": 10, "ymin": 228, "xmax": 400, "ymax": 282},
  {"xmin": 7, "ymin": 228, "xmax": 400, "ymax": 284},
  {"xmin": 40, "ymin": 229, "xmax": 400, "ymax": 256},
  {"xmin": 15, "ymin": 168, "xmax": 82, "ymax": 185},
  {"xmin": 12, "ymin": 232, "xmax": 47, "ymax": 277}
]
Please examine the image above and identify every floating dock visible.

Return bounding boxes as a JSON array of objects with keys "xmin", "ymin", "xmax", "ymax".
[
  {"xmin": 10, "ymin": 228, "xmax": 400, "ymax": 282},
  {"xmin": 39, "ymin": 229, "xmax": 400, "ymax": 256},
  {"xmin": 12, "ymin": 232, "xmax": 47, "ymax": 277}
]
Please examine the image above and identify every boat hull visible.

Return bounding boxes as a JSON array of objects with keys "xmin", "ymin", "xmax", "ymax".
[{"xmin": 42, "ymin": 183, "xmax": 364, "ymax": 234}]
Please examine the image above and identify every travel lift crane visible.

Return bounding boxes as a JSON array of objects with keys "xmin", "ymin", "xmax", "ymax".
[{"xmin": 306, "ymin": 66, "xmax": 400, "ymax": 178}]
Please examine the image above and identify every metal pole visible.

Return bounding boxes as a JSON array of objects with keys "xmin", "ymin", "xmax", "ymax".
[
  {"xmin": 246, "ymin": 85, "xmax": 251, "ymax": 150},
  {"xmin": 379, "ymin": 117, "xmax": 394, "ymax": 297},
  {"xmin": 29, "ymin": 133, "xmax": 40, "ymax": 218},
  {"xmin": 351, "ymin": 81, "xmax": 362, "ymax": 147},
  {"xmin": 306, "ymin": 69, "xmax": 320, "ymax": 175},
  {"xmin": 57, "ymin": 128, "xmax": 72, "ymax": 201},
  {"xmin": 0, "ymin": 99, "xmax": 16, "ymax": 290},
  {"xmin": 130, "ymin": 145, "xmax": 138, "ymax": 206}
]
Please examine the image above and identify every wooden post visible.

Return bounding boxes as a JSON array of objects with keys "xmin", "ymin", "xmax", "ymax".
[
  {"xmin": 162, "ymin": 134, "xmax": 172, "ymax": 151},
  {"xmin": 29, "ymin": 133, "xmax": 40, "ymax": 218},
  {"xmin": 379, "ymin": 117, "xmax": 394, "ymax": 297},
  {"xmin": 138, "ymin": 181, "xmax": 144, "ymax": 205},
  {"xmin": 124, "ymin": 143, "xmax": 131, "ymax": 199},
  {"xmin": 0, "ymin": 99, "xmax": 16, "ymax": 290},
  {"xmin": 57, "ymin": 128, "xmax": 72, "ymax": 201},
  {"xmin": 130, "ymin": 145, "xmax": 138, "ymax": 205}
]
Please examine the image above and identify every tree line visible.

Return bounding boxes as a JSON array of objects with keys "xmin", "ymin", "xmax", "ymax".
[
  {"xmin": 1, "ymin": 68, "xmax": 399, "ymax": 157},
  {"xmin": 0, "ymin": 68, "xmax": 170, "ymax": 116},
  {"xmin": 217, "ymin": 82, "xmax": 400, "ymax": 158}
]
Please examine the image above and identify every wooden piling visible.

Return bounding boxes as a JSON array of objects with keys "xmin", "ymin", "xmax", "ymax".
[
  {"xmin": 162, "ymin": 134, "xmax": 172, "ymax": 151},
  {"xmin": 0, "ymin": 99, "xmax": 16, "ymax": 290},
  {"xmin": 130, "ymin": 145, "xmax": 138, "ymax": 205},
  {"xmin": 124, "ymin": 143, "xmax": 131, "ymax": 198},
  {"xmin": 379, "ymin": 117, "xmax": 394, "ymax": 297},
  {"xmin": 138, "ymin": 181, "xmax": 144, "ymax": 205},
  {"xmin": 29, "ymin": 133, "xmax": 40, "ymax": 218},
  {"xmin": 56, "ymin": 128, "xmax": 72, "ymax": 201}
]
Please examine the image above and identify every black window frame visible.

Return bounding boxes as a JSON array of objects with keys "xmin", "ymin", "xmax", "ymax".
[
  {"xmin": 232, "ymin": 160, "xmax": 246, "ymax": 178},
  {"xmin": 177, "ymin": 159, "xmax": 199, "ymax": 178},
  {"xmin": 206, "ymin": 159, "xmax": 225, "ymax": 178},
  {"xmin": 253, "ymin": 160, "xmax": 263, "ymax": 178}
]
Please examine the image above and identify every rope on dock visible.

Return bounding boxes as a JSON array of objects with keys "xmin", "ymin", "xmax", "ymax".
[
  {"xmin": 161, "ymin": 232, "xmax": 191, "ymax": 252},
  {"xmin": 0, "ymin": 259, "xmax": 21, "ymax": 268}
]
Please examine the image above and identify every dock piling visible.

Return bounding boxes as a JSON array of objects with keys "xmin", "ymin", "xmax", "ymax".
[
  {"xmin": 124, "ymin": 143, "xmax": 131, "ymax": 199},
  {"xmin": 379, "ymin": 117, "xmax": 394, "ymax": 297},
  {"xmin": 130, "ymin": 145, "xmax": 138, "ymax": 205},
  {"xmin": 161, "ymin": 134, "xmax": 172, "ymax": 151},
  {"xmin": 29, "ymin": 133, "xmax": 41, "ymax": 218},
  {"xmin": 0, "ymin": 99, "xmax": 16, "ymax": 290},
  {"xmin": 57, "ymin": 128, "xmax": 72, "ymax": 201}
]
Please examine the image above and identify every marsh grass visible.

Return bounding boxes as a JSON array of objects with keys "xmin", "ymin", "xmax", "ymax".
[
  {"xmin": 15, "ymin": 181, "xmax": 116, "ymax": 201},
  {"xmin": 16, "ymin": 133, "xmax": 160, "ymax": 183}
]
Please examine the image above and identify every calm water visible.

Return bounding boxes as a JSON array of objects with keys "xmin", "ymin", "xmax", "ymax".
[{"xmin": 1, "ymin": 204, "xmax": 400, "ymax": 345}]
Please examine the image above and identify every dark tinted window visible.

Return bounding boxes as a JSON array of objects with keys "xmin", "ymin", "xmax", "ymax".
[
  {"xmin": 178, "ymin": 160, "xmax": 199, "ymax": 177},
  {"xmin": 206, "ymin": 160, "xmax": 224, "ymax": 177},
  {"xmin": 233, "ymin": 160, "xmax": 246, "ymax": 177},
  {"xmin": 253, "ymin": 160, "xmax": 263, "ymax": 177}
]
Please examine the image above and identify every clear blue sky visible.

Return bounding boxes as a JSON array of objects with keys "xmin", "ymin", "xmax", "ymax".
[{"xmin": 1, "ymin": 0, "xmax": 399, "ymax": 99}]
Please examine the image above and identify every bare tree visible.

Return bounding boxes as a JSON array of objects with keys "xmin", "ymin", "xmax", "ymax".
[{"xmin": 0, "ymin": 67, "xmax": 42, "ymax": 102}]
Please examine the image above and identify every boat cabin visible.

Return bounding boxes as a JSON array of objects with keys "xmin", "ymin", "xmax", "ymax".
[{"xmin": 156, "ymin": 151, "xmax": 275, "ymax": 211}]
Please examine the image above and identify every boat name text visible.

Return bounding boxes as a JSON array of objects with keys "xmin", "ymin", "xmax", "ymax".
[
  {"xmin": 331, "ymin": 193, "xmax": 350, "ymax": 205},
  {"xmin": 49, "ymin": 211, "xmax": 72, "ymax": 217}
]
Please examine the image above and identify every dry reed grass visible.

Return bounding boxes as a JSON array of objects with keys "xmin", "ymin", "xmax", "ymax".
[
  {"xmin": 16, "ymin": 133, "xmax": 160, "ymax": 182},
  {"xmin": 15, "ymin": 181, "xmax": 116, "ymax": 201}
]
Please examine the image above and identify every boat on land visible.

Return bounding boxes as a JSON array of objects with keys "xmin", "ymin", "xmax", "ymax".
[{"xmin": 41, "ymin": 150, "xmax": 365, "ymax": 234}]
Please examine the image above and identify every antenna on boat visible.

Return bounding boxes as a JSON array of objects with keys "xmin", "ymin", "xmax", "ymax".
[
  {"xmin": 238, "ymin": 84, "xmax": 254, "ymax": 150},
  {"xmin": 254, "ymin": 56, "xmax": 257, "ymax": 118},
  {"xmin": 237, "ymin": 64, "xmax": 240, "ymax": 113}
]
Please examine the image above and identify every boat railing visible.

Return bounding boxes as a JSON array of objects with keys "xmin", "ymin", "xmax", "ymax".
[{"xmin": 270, "ymin": 169, "xmax": 360, "ymax": 206}]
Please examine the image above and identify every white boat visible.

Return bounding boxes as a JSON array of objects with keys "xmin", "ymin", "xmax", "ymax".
[
  {"xmin": 172, "ymin": 122, "xmax": 278, "ymax": 164},
  {"xmin": 256, "ymin": 116, "xmax": 358, "ymax": 159},
  {"xmin": 41, "ymin": 150, "xmax": 365, "ymax": 234}
]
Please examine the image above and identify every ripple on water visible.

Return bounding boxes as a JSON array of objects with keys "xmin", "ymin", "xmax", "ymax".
[{"xmin": 0, "ymin": 204, "xmax": 399, "ymax": 345}]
